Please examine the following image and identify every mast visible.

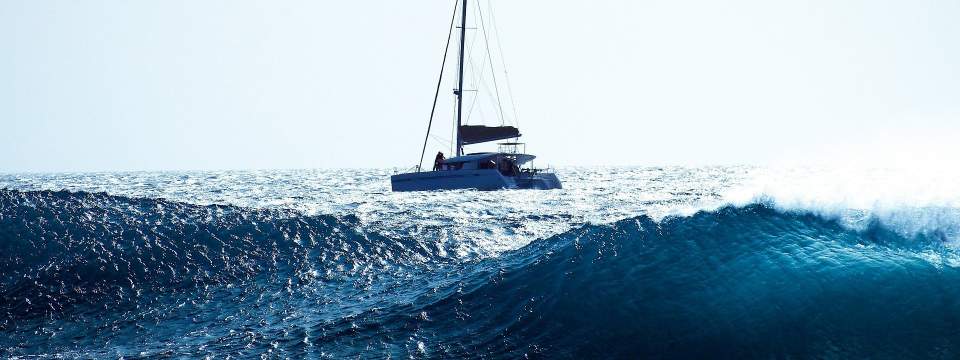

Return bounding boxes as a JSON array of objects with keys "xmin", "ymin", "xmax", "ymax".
[{"xmin": 455, "ymin": 0, "xmax": 468, "ymax": 157}]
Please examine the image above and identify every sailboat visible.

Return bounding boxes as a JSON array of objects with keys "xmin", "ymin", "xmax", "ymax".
[{"xmin": 391, "ymin": 0, "xmax": 562, "ymax": 192}]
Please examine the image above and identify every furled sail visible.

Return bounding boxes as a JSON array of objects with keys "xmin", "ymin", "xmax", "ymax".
[{"xmin": 459, "ymin": 125, "xmax": 521, "ymax": 145}]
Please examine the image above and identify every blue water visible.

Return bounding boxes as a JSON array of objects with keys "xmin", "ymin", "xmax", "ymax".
[{"xmin": 3, "ymin": 167, "xmax": 960, "ymax": 358}]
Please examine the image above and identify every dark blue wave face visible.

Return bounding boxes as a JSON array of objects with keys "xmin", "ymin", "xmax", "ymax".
[{"xmin": 2, "ymin": 189, "xmax": 960, "ymax": 358}]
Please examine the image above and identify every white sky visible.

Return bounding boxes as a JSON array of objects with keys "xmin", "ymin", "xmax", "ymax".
[{"xmin": 2, "ymin": 0, "xmax": 959, "ymax": 172}]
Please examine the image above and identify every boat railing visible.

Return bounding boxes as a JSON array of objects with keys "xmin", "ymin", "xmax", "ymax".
[
  {"xmin": 395, "ymin": 166, "xmax": 422, "ymax": 174},
  {"xmin": 519, "ymin": 166, "xmax": 554, "ymax": 175},
  {"xmin": 498, "ymin": 142, "xmax": 526, "ymax": 155}
]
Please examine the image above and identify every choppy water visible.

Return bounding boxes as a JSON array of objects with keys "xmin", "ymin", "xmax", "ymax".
[{"xmin": 3, "ymin": 166, "xmax": 960, "ymax": 358}]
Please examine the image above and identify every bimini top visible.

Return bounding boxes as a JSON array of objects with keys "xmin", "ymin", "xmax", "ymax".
[
  {"xmin": 443, "ymin": 152, "xmax": 537, "ymax": 166},
  {"xmin": 460, "ymin": 125, "xmax": 521, "ymax": 145},
  {"xmin": 442, "ymin": 152, "xmax": 498, "ymax": 164}
]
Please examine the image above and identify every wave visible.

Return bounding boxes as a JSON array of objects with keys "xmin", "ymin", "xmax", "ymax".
[
  {"xmin": 0, "ymin": 189, "xmax": 444, "ymax": 319},
  {"xmin": 372, "ymin": 206, "xmax": 960, "ymax": 358},
  {"xmin": 3, "ymin": 188, "xmax": 960, "ymax": 358}
]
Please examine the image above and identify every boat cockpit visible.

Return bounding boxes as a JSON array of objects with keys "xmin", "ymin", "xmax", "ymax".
[{"xmin": 437, "ymin": 148, "xmax": 543, "ymax": 178}]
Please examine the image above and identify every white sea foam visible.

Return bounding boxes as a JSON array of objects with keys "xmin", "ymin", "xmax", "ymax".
[{"xmin": 724, "ymin": 165, "xmax": 960, "ymax": 241}]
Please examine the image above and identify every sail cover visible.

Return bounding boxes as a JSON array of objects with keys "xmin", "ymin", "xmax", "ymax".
[{"xmin": 460, "ymin": 125, "xmax": 521, "ymax": 145}]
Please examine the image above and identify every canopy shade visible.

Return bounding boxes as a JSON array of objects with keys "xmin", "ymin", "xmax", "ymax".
[{"xmin": 460, "ymin": 125, "xmax": 521, "ymax": 145}]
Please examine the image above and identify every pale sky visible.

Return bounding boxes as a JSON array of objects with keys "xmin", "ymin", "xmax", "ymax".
[{"xmin": 2, "ymin": 0, "xmax": 959, "ymax": 172}]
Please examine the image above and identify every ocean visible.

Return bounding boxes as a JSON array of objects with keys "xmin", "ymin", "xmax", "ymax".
[{"xmin": 3, "ymin": 166, "xmax": 960, "ymax": 358}]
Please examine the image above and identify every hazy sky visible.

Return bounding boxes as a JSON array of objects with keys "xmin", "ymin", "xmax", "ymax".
[{"xmin": 3, "ymin": 0, "xmax": 959, "ymax": 172}]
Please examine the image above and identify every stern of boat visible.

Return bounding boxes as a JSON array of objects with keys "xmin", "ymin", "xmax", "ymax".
[{"xmin": 514, "ymin": 170, "xmax": 562, "ymax": 190}]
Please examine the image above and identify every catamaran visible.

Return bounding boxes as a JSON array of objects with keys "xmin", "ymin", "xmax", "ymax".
[{"xmin": 391, "ymin": 0, "xmax": 562, "ymax": 192}]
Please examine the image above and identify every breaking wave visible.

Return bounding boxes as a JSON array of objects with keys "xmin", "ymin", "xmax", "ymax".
[{"xmin": 3, "ymin": 188, "xmax": 960, "ymax": 358}]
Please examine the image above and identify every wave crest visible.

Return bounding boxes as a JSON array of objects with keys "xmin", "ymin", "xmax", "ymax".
[{"xmin": 383, "ymin": 205, "xmax": 960, "ymax": 357}]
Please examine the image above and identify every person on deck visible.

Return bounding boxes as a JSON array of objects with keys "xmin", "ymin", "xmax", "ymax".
[{"xmin": 433, "ymin": 152, "xmax": 445, "ymax": 171}]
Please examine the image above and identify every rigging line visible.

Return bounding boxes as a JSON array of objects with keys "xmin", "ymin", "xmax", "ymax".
[
  {"xmin": 462, "ymin": 2, "xmax": 483, "ymax": 89},
  {"xmin": 429, "ymin": 135, "xmax": 450, "ymax": 147},
  {"xmin": 464, "ymin": 75, "xmax": 491, "ymax": 124},
  {"xmin": 429, "ymin": 137, "xmax": 448, "ymax": 150},
  {"xmin": 487, "ymin": 0, "xmax": 521, "ymax": 127},
  {"xmin": 464, "ymin": 39, "xmax": 492, "ymax": 124},
  {"xmin": 463, "ymin": 1, "xmax": 492, "ymax": 125},
  {"xmin": 466, "ymin": 104, "xmax": 489, "ymax": 131},
  {"xmin": 429, "ymin": 132, "xmax": 451, "ymax": 143},
  {"xmin": 473, "ymin": 105, "xmax": 489, "ymax": 127},
  {"xmin": 464, "ymin": 53, "xmax": 490, "ymax": 124},
  {"xmin": 465, "ymin": 42, "xmax": 489, "ymax": 101},
  {"xmin": 477, "ymin": 2, "xmax": 507, "ymax": 126},
  {"xmin": 418, "ymin": 0, "xmax": 459, "ymax": 172},
  {"xmin": 469, "ymin": 72, "xmax": 503, "ymax": 126}
]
